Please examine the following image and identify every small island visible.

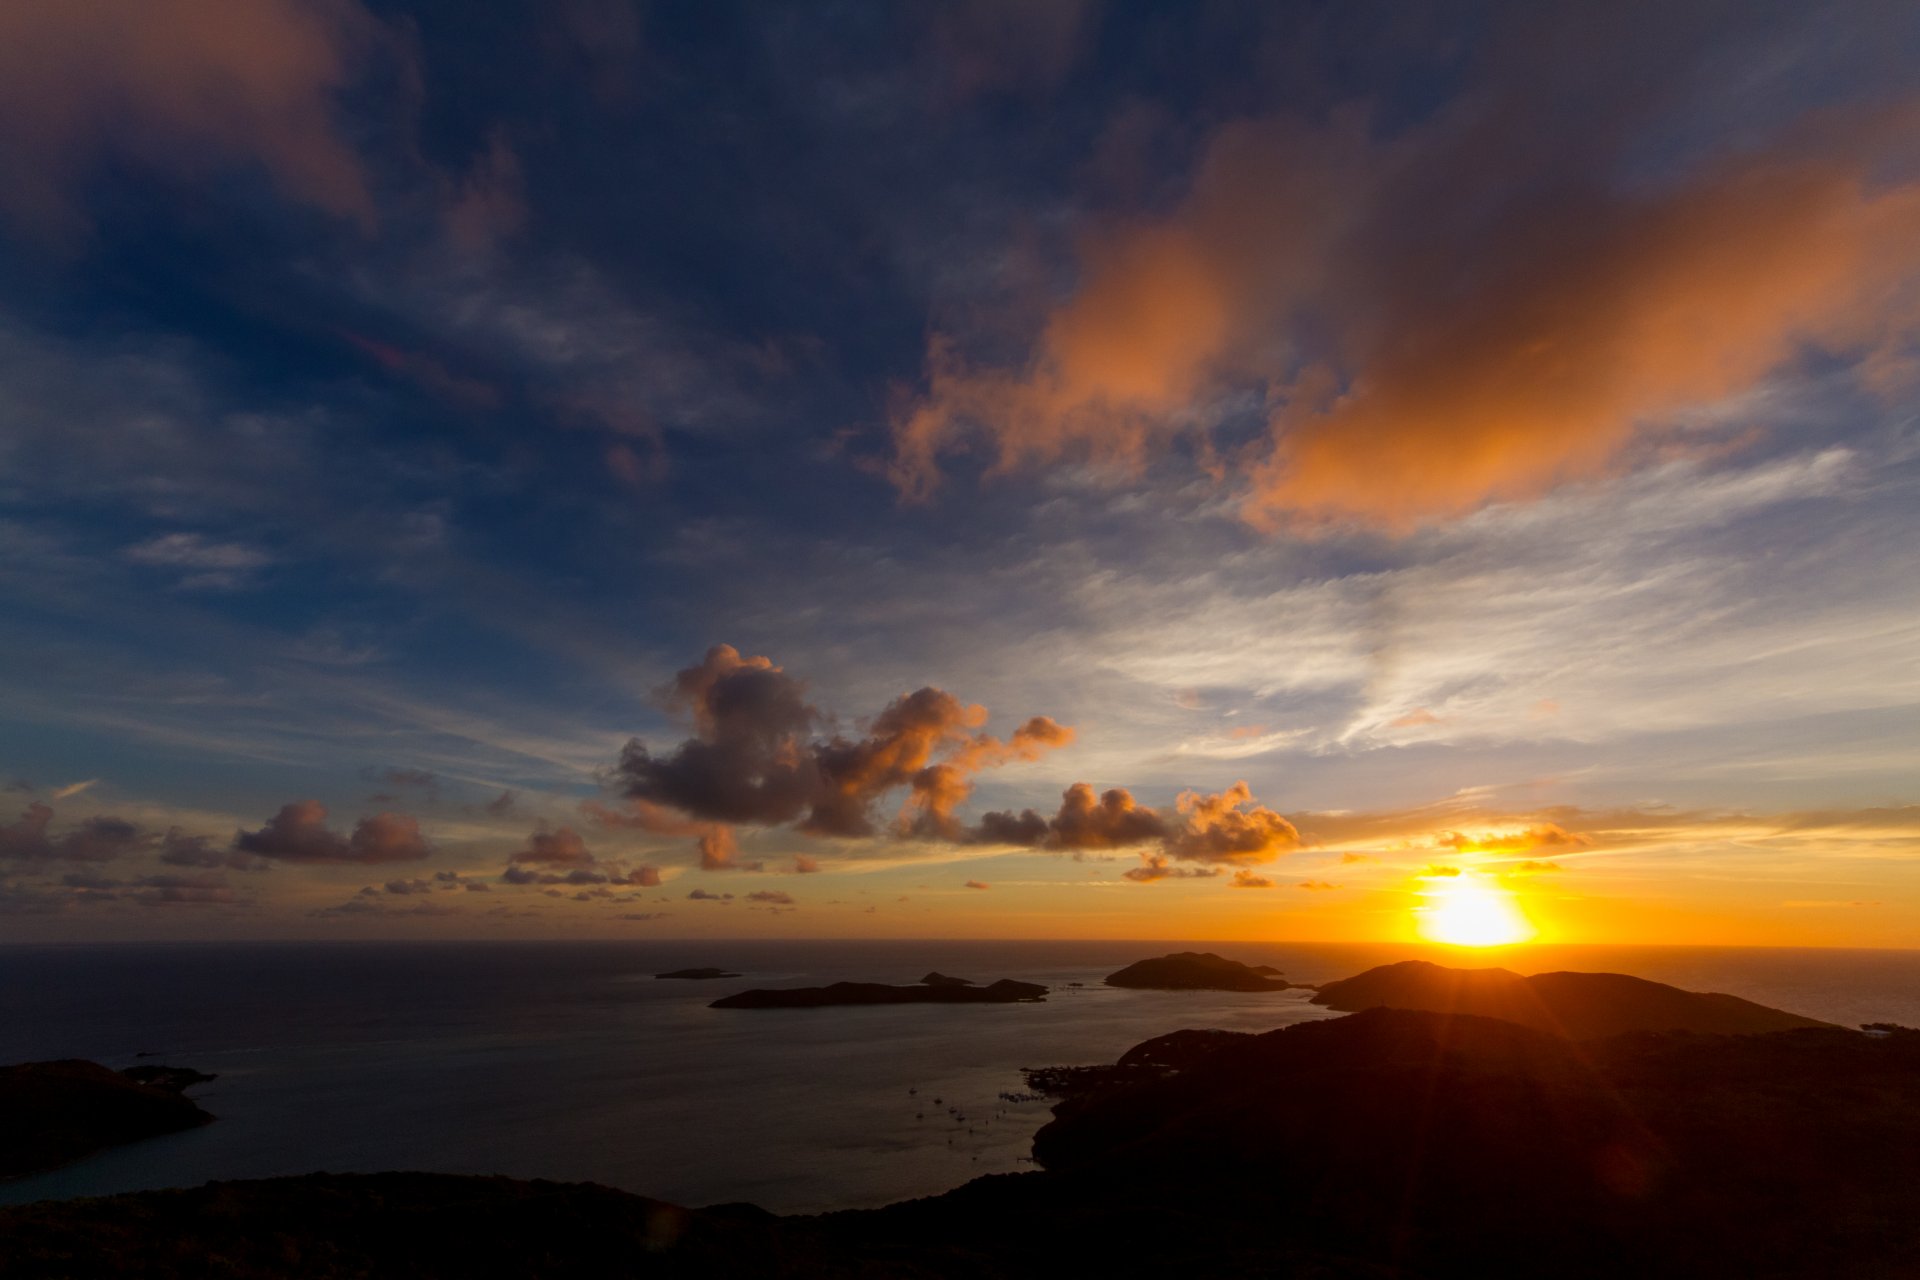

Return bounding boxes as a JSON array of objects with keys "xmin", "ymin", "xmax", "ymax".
[
  {"xmin": 655, "ymin": 967, "xmax": 742, "ymax": 980},
  {"xmin": 711, "ymin": 978, "xmax": 1046, "ymax": 1009},
  {"xmin": 1103, "ymin": 951, "xmax": 1297, "ymax": 991},
  {"xmin": 1, "ymin": 1060, "xmax": 215, "ymax": 1179},
  {"xmin": 917, "ymin": 972, "xmax": 973, "ymax": 987}
]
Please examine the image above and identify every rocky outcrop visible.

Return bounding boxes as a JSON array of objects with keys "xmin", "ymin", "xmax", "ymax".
[
  {"xmin": 0, "ymin": 1060, "xmax": 214, "ymax": 1178},
  {"xmin": 1103, "ymin": 952, "xmax": 1295, "ymax": 991},
  {"xmin": 1310, "ymin": 959, "xmax": 1835, "ymax": 1037},
  {"xmin": 711, "ymin": 978, "xmax": 1046, "ymax": 1009}
]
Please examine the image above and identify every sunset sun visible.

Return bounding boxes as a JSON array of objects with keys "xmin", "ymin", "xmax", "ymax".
[{"xmin": 1416, "ymin": 875, "xmax": 1537, "ymax": 947}]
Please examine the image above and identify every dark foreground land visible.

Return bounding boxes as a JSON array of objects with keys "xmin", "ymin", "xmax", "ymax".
[{"xmin": 5, "ymin": 965, "xmax": 1917, "ymax": 1278}]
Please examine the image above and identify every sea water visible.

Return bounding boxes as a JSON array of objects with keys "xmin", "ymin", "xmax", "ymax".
[{"xmin": 2, "ymin": 939, "xmax": 1915, "ymax": 1213}]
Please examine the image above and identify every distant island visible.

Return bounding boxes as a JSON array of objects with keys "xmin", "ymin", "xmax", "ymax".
[
  {"xmin": 0, "ymin": 1060, "xmax": 215, "ymax": 1179},
  {"xmin": 711, "ymin": 978, "xmax": 1046, "ymax": 1009},
  {"xmin": 655, "ymin": 968, "xmax": 741, "ymax": 980},
  {"xmin": 1103, "ymin": 951, "xmax": 1297, "ymax": 991},
  {"xmin": 1311, "ymin": 959, "xmax": 1836, "ymax": 1037}
]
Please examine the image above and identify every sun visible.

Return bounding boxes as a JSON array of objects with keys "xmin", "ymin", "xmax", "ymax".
[{"xmin": 1416, "ymin": 874, "xmax": 1536, "ymax": 947}]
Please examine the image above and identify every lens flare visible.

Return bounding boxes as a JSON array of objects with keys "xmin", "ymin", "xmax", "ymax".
[{"xmin": 1416, "ymin": 874, "xmax": 1536, "ymax": 946}]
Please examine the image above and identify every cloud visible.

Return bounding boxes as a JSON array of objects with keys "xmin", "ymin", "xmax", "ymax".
[
  {"xmin": 792, "ymin": 854, "xmax": 821, "ymax": 874},
  {"xmin": 888, "ymin": 78, "xmax": 1920, "ymax": 531},
  {"xmin": 1510, "ymin": 860, "xmax": 1564, "ymax": 875},
  {"xmin": 1441, "ymin": 824, "xmax": 1591, "ymax": 855},
  {"xmin": 609, "ymin": 644, "xmax": 1070, "ymax": 854},
  {"xmin": 0, "ymin": 0, "xmax": 383, "ymax": 236},
  {"xmin": 1422, "ymin": 865, "xmax": 1462, "ymax": 878},
  {"xmin": 697, "ymin": 827, "xmax": 762, "ymax": 872},
  {"xmin": 746, "ymin": 889, "xmax": 794, "ymax": 905},
  {"xmin": 974, "ymin": 779, "xmax": 1299, "ymax": 869},
  {"xmin": 484, "ymin": 790, "xmax": 518, "ymax": 817},
  {"xmin": 48, "ymin": 779, "xmax": 99, "ymax": 801},
  {"xmin": 687, "ymin": 888, "xmax": 733, "ymax": 901},
  {"xmin": 0, "ymin": 803, "xmax": 148, "ymax": 863},
  {"xmin": 384, "ymin": 878, "xmax": 433, "ymax": 895},
  {"xmin": 1122, "ymin": 854, "xmax": 1222, "ymax": 884},
  {"xmin": 367, "ymin": 767, "xmax": 436, "ymax": 790},
  {"xmin": 963, "ymin": 879, "xmax": 990, "ymax": 890},
  {"xmin": 1295, "ymin": 880, "xmax": 1338, "ymax": 891},
  {"xmin": 1229, "ymin": 870, "xmax": 1274, "ymax": 889},
  {"xmin": 234, "ymin": 801, "xmax": 431, "ymax": 863},
  {"xmin": 160, "ymin": 828, "xmax": 271, "ymax": 871},
  {"xmin": 513, "ymin": 826, "xmax": 595, "ymax": 867}
]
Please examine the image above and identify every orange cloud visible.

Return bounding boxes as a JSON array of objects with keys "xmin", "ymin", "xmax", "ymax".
[
  {"xmin": 1229, "ymin": 870, "xmax": 1274, "ymax": 889},
  {"xmin": 889, "ymin": 99, "xmax": 1920, "ymax": 531},
  {"xmin": 1442, "ymin": 823, "xmax": 1591, "ymax": 855},
  {"xmin": 0, "ymin": 0, "xmax": 382, "ymax": 236}
]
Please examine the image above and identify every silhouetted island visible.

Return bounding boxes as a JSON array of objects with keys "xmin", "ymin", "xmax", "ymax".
[
  {"xmin": 654, "ymin": 967, "xmax": 741, "ymax": 980},
  {"xmin": 711, "ymin": 978, "xmax": 1046, "ymax": 1008},
  {"xmin": 0, "ymin": 1060, "xmax": 214, "ymax": 1179},
  {"xmin": 917, "ymin": 971, "xmax": 973, "ymax": 987},
  {"xmin": 1103, "ymin": 951, "xmax": 1296, "ymax": 991},
  {"xmin": 1312, "ymin": 959, "xmax": 1836, "ymax": 1037}
]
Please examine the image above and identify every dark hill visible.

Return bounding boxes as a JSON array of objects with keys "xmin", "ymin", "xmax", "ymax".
[
  {"xmin": 0, "ymin": 1060, "xmax": 214, "ymax": 1178},
  {"xmin": 1103, "ymin": 951, "xmax": 1294, "ymax": 991},
  {"xmin": 1311, "ymin": 959, "xmax": 1834, "ymax": 1037}
]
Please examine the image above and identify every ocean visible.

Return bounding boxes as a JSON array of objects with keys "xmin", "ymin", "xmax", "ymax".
[{"xmin": 3, "ymin": 940, "xmax": 1917, "ymax": 1213}]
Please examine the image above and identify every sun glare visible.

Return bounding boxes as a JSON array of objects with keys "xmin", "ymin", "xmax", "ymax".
[{"xmin": 1416, "ymin": 874, "xmax": 1536, "ymax": 947}]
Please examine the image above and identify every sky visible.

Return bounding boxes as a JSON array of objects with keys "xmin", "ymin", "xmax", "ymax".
[{"xmin": 2, "ymin": 0, "xmax": 1917, "ymax": 948}]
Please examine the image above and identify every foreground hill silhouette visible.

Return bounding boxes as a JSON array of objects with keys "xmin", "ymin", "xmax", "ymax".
[
  {"xmin": 1312, "ymin": 959, "xmax": 1835, "ymax": 1037},
  {"xmin": 5, "ymin": 967, "xmax": 1917, "ymax": 1277}
]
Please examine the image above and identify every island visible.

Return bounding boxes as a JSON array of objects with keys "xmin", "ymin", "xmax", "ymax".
[
  {"xmin": 0, "ymin": 1060, "xmax": 215, "ymax": 1179},
  {"xmin": 654, "ymin": 968, "xmax": 741, "ymax": 980},
  {"xmin": 710, "ymin": 978, "xmax": 1046, "ymax": 1008},
  {"xmin": 1310, "ymin": 958, "xmax": 1836, "ymax": 1037},
  {"xmin": 917, "ymin": 971, "xmax": 973, "ymax": 987},
  {"xmin": 1103, "ymin": 951, "xmax": 1297, "ymax": 991}
]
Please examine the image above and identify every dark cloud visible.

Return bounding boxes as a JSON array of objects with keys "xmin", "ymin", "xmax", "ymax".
[
  {"xmin": 234, "ymin": 801, "xmax": 431, "ymax": 863},
  {"xmin": 746, "ymin": 889, "xmax": 794, "ymax": 905},
  {"xmin": 975, "ymin": 780, "xmax": 1300, "ymax": 872},
  {"xmin": 963, "ymin": 879, "xmax": 990, "ymax": 890},
  {"xmin": 384, "ymin": 878, "xmax": 434, "ymax": 895},
  {"xmin": 484, "ymin": 790, "xmax": 517, "ymax": 817},
  {"xmin": 687, "ymin": 887, "xmax": 733, "ymax": 901},
  {"xmin": 160, "ymin": 828, "xmax": 271, "ymax": 871},
  {"xmin": 0, "ymin": 803, "xmax": 149, "ymax": 863},
  {"xmin": 513, "ymin": 826, "xmax": 594, "ymax": 866},
  {"xmin": 611, "ymin": 644, "xmax": 1071, "ymax": 856}
]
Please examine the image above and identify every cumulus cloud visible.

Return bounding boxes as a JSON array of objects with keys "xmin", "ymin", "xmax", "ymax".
[
  {"xmin": 687, "ymin": 888, "xmax": 732, "ymax": 901},
  {"xmin": 888, "ymin": 57, "xmax": 1920, "ymax": 532},
  {"xmin": 0, "ymin": 803, "xmax": 149, "ymax": 863},
  {"xmin": 1295, "ymin": 880, "xmax": 1338, "ymax": 891},
  {"xmin": 975, "ymin": 779, "xmax": 1299, "ymax": 872},
  {"xmin": 234, "ymin": 801, "xmax": 431, "ymax": 863},
  {"xmin": 746, "ymin": 889, "xmax": 794, "ymax": 905},
  {"xmin": 791, "ymin": 853, "xmax": 821, "ymax": 874},
  {"xmin": 1229, "ymin": 870, "xmax": 1274, "ymax": 889},
  {"xmin": 609, "ymin": 644, "xmax": 1071, "ymax": 857},
  {"xmin": 0, "ymin": 0, "xmax": 383, "ymax": 236},
  {"xmin": 513, "ymin": 826, "xmax": 595, "ymax": 866}
]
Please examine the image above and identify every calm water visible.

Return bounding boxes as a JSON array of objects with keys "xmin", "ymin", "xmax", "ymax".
[{"xmin": 2, "ymin": 940, "xmax": 1916, "ymax": 1213}]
